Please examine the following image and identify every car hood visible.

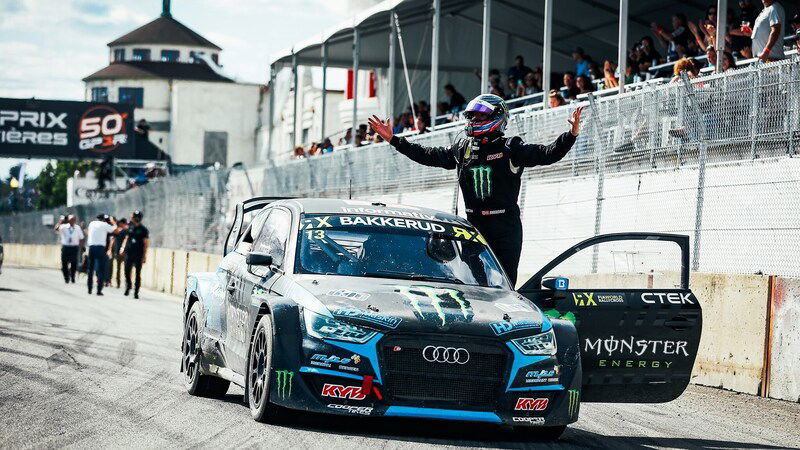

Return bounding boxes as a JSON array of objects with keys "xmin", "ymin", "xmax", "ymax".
[{"xmin": 295, "ymin": 275, "xmax": 549, "ymax": 338}]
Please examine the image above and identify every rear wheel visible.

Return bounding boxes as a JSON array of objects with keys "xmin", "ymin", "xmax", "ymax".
[
  {"xmin": 514, "ymin": 425, "xmax": 567, "ymax": 441},
  {"xmin": 247, "ymin": 314, "xmax": 280, "ymax": 422},
  {"xmin": 183, "ymin": 302, "xmax": 230, "ymax": 397}
]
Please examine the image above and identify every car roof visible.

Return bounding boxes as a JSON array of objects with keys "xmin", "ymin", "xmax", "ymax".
[{"xmin": 270, "ymin": 198, "xmax": 472, "ymax": 226}]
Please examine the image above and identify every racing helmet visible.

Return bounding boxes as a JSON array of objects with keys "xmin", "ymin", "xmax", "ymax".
[{"xmin": 463, "ymin": 94, "xmax": 509, "ymax": 138}]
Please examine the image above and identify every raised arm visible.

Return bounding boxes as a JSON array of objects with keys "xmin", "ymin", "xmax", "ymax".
[
  {"xmin": 510, "ymin": 107, "xmax": 583, "ymax": 167},
  {"xmin": 368, "ymin": 115, "xmax": 458, "ymax": 170}
]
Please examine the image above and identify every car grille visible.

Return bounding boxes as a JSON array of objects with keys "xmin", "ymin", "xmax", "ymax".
[{"xmin": 380, "ymin": 335, "xmax": 508, "ymax": 410}]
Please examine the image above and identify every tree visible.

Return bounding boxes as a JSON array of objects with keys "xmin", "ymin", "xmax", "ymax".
[{"xmin": 36, "ymin": 160, "xmax": 97, "ymax": 210}]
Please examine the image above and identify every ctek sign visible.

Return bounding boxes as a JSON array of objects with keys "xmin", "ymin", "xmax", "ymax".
[{"xmin": 0, "ymin": 97, "xmax": 135, "ymax": 159}]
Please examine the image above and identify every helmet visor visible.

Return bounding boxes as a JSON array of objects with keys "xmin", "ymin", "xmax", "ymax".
[{"xmin": 463, "ymin": 98, "xmax": 496, "ymax": 119}]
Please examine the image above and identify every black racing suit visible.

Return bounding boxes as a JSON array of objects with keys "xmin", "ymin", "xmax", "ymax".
[{"xmin": 389, "ymin": 131, "xmax": 576, "ymax": 285}]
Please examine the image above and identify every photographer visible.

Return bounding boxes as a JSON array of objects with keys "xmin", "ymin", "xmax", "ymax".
[
  {"xmin": 86, "ymin": 214, "xmax": 116, "ymax": 296},
  {"xmin": 54, "ymin": 214, "xmax": 83, "ymax": 284},
  {"xmin": 120, "ymin": 210, "xmax": 149, "ymax": 299}
]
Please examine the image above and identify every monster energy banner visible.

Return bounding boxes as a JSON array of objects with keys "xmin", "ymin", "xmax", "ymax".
[{"xmin": 0, "ymin": 97, "xmax": 136, "ymax": 159}]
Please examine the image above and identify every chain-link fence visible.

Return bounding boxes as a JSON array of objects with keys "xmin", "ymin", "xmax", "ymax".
[{"xmin": 2, "ymin": 58, "xmax": 799, "ymax": 277}]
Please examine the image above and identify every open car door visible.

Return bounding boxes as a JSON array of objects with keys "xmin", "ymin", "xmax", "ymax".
[
  {"xmin": 518, "ymin": 233, "xmax": 702, "ymax": 403},
  {"xmin": 223, "ymin": 197, "xmax": 291, "ymax": 256}
]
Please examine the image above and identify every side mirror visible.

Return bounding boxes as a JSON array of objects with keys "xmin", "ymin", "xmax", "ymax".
[
  {"xmin": 541, "ymin": 277, "xmax": 569, "ymax": 308},
  {"xmin": 247, "ymin": 252, "xmax": 273, "ymax": 266}
]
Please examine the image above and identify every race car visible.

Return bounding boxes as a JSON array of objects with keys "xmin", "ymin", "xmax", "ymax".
[{"xmin": 181, "ymin": 197, "xmax": 702, "ymax": 440}]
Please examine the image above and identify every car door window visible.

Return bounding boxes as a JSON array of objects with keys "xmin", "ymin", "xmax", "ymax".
[{"xmin": 252, "ymin": 208, "xmax": 291, "ymax": 270}]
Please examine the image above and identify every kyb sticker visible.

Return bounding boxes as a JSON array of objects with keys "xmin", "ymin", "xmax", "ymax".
[
  {"xmin": 514, "ymin": 397, "xmax": 549, "ymax": 411},
  {"xmin": 321, "ymin": 384, "xmax": 366, "ymax": 400},
  {"xmin": 584, "ymin": 335, "xmax": 689, "ymax": 357},
  {"xmin": 326, "ymin": 289, "xmax": 370, "ymax": 301}
]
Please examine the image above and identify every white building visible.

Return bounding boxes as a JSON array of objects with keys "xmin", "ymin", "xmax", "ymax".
[{"xmin": 82, "ymin": 1, "xmax": 260, "ymax": 166}]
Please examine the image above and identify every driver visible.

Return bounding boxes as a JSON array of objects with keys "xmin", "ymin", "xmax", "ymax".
[{"xmin": 368, "ymin": 95, "xmax": 583, "ymax": 285}]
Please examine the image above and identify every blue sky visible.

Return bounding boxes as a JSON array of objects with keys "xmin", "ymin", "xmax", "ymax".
[{"xmin": 0, "ymin": 0, "xmax": 353, "ymax": 179}]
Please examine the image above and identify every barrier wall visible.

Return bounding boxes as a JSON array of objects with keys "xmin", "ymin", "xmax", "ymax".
[{"xmin": 4, "ymin": 244, "xmax": 797, "ymax": 401}]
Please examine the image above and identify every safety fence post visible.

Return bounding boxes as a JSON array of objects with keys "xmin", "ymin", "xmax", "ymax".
[
  {"xmin": 680, "ymin": 71, "xmax": 708, "ymax": 271},
  {"xmin": 588, "ymin": 93, "xmax": 605, "ymax": 273},
  {"xmin": 749, "ymin": 63, "xmax": 762, "ymax": 159}
]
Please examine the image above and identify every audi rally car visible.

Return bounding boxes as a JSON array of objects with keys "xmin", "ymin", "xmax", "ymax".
[{"xmin": 181, "ymin": 198, "xmax": 702, "ymax": 439}]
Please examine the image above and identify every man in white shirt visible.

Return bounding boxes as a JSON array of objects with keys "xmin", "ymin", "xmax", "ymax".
[
  {"xmin": 750, "ymin": 0, "xmax": 785, "ymax": 61},
  {"xmin": 86, "ymin": 214, "xmax": 117, "ymax": 295},
  {"xmin": 54, "ymin": 215, "xmax": 84, "ymax": 284}
]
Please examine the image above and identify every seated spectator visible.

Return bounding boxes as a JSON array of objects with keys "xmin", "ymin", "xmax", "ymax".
[
  {"xmin": 506, "ymin": 78, "xmax": 520, "ymax": 99},
  {"xmin": 670, "ymin": 57, "xmax": 701, "ymax": 82},
  {"xmin": 489, "ymin": 76, "xmax": 505, "ymax": 98},
  {"xmin": 338, "ymin": 128, "xmax": 352, "ymax": 146},
  {"xmin": 507, "ymin": 55, "xmax": 532, "ymax": 84},
  {"xmin": 321, "ymin": 138, "xmax": 334, "ymax": 153},
  {"xmin": 548, "ymin": 89, "xmax": 566, "ymax": 108},
  {"xmin": 651, "ymin": 13, "xmax": 691, "ymax": 61},
  {"xmin": 523, "ymin": 71, "xmax": 539, "ymax": 95},
  {"xmin": 639, "ymin": 36, "xmax": 663, "ymax": 67},
  {"xmin": 355, "ymin": 124, "xmax": 368, "ymax": 147},
  {"xmin": 308, "ymin": 142, "xmax": 321, "ymax": 156},
  {"xmin": 706, "ymin": 45, "xmax": 718, "ymax": 68},
  {"xmin": 720, "ymin": 51, "xmax": 735, "ymax": 71},
  {"xmin": 561, "ymin": 72, "xmax": 580, "ymax": 99},
  {"xmin": 293, "ymin": 146, "xmax": 306, "ymax": 159},
  {"xmin": 415, "ymin": 114, "xmax": 430, "ymax": 134},
  {"xmin": 573, "ymin": 47, "xmax": 591, "ymax": 77},
  {"xmin": 576, "ymin": 75, "xmax": 595, "ymax": 94},
  {"xmin": 532, "ymin": 66, "xmax": 544, "ymax": 91},
  {"xmin": 603, "ymin": 60, "xmax": 619, "ymax": 88},
  {"xmin": 444, "ymin": 84, "xmax": 466, "ymax": 112},
  {"xmin": 751, "ymin": 0, "xmax": 785, "ymax": 61},
  {"xmin": 392, "ymin": 113, "xmax": 413, "ymax": 134},
  {"xmin": 588, "ymin": 62, "xmax": 603, "ymax": 80}
]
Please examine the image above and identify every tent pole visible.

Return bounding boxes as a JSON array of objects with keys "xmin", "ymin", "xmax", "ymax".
[
  {"xmin": 617, "ymin": 0, "xmax": 628, "ymax": 93},
  {"xmin": 395, "ymin": 14, "xmax": 417, "ymax": 122},
  {"xmin": 481, "ymin": 0, "xmax": 491, "ymax": 94},
  {"xmin": 267, "ymin": 63, "xmax": 276, "ymax": 163},
  {"xmin": 542, "ymin": 0, "xmax": 553, "ymax": 108},
  {"xmin": 715, "ymin": 0, "xmax": 727, "ymax": 73},
  {"xmin": 430, "ymin": 0, "xmax": 440, "ymax": 130},
  {"xmin": 388, "ymin": 11, "xmax": 397, "ymax": 123},
  {"xmin": 321, "ymin": 41, "xmax": 328, "ymax": 143},
  {"xmin": 352, "ymin": 27, "xmax": 360, "ymax": 144},
  {"xmin": 292, "ymin": 53, "xmax": 299, "ymax": 149}
]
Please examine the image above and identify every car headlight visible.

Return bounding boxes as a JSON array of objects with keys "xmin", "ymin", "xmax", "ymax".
[
  {"xmin": 304, "ymin": 310, "xmax": 377, "ymax": 344},
  {"xmin": 510, "ymin": 329, "xmax": 557, "ymax": 355}
]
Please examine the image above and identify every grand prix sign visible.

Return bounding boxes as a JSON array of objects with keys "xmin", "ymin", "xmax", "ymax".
[{"xmin": 0, "ymin": 97, "xmax": 135, "ymax": 159}]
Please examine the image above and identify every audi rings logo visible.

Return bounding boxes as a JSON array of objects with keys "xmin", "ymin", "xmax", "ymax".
[{"xmin": 422, "ymin": 346, "xmax": 470, "ymax": 364}]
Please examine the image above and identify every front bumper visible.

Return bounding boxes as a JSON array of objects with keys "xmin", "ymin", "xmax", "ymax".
[{"xmin": 267, "ymin": 308, "xmax": 581, "ymax": 427}]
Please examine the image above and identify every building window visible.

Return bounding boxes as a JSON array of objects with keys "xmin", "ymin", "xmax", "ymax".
[
  {"xmin": 91, "ymin": 87, "xmax": 108, "ymax": 103},
  {"xmin": 119, "ymin": 87, "xmax": 144, "ymax": 108},
  {"xmin": 113, "ymin": 48, "xmax": 125, "ymax": 61},
  {"xmin": 161, "ymin": 49, "xmax": 179, "ymax": 62},
  {"xmin": 211, "ymin": 53, "xmax": 219, "ymax": 65},
  {"xmin": 189, "ymin": 51, "xmax": 199, "ymax": 64},
  {"xmin": 132, "ymin": 48, "xmax": 151, "ymax": 61}
]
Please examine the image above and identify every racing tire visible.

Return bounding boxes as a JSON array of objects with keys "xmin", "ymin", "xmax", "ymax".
[
  {"xmin": 183, "ymin": 302, "xmax": 230, "ymax": 398},
  {"xmin": 247, "ymin": 313, "xmax": 280, "ymax": 423},
  {"xmin": 514, "ymin": 425, "xmax": 567, "ymax": 441}
]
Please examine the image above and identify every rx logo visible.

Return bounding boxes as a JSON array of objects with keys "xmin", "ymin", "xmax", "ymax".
[
  {"xmin": 572, "ymin": 292, "xmax": 596, "ymax": 307},
  {"xmin": 469, "ymin": 165, "xmax": 492, "ymax": 199}
]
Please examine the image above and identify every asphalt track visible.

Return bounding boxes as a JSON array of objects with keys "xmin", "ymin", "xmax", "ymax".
[{"xmin": 1, "ymin": 266, "xmax": 799, "ymax": 449}]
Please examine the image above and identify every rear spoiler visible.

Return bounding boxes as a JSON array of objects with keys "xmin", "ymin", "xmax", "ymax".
[{"xmin": 223, "ymin": 197, "xmax": 295, "ymax": 256}]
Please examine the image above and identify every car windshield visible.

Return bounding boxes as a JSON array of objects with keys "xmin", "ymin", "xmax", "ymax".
[{"xmin": 295, "ymin": 214, "xmax": 510, "ymax": 289}]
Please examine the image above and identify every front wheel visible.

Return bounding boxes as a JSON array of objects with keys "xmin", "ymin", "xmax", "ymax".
[
  {"xmin": 247, "ymin": 314, "xmax": 280, "ymax": 422},
  {"xmin": 514, "ymin": 425, "xmax": 567, "ymax": 441},
  {"xmin": 183, "ymin": 302, "xmax": 230, "ymax": 397}
]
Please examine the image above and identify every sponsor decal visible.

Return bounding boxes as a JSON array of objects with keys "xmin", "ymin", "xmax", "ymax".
[
  {"xmin": 333, "ymin": 307, "xmax": 401, "ymax": 329},
  {"xmin": 0, "ymin": 110, "xmax": 68, "ymax": 146},
  {"xmin": 299, "ymin": 216, "xmax": 333, "ymax": 229},
  {"xmin": 543, "ymin": 309, "xmax": 576, "ymax": 324},
  {"xmin": 567, "ymin": 389, "xmax": 580, "ymax": 418},
  {"xmin": 512, "ymin": 416, "xmax": 545, "ymax": 425},
  {"xmin": 326, "ymin": 289, "xmax": 370, "ymax": 301},
  {"xmin": 310, "ymin": 353, "xmax": 362, "ymax": 372},
  {"xmin": 451, "ymin": 226, "xmax": 488, "ymax": 245},
  {"xmin": 486, "ymin": 152, "xmax": 503, "ymax": 161},
  {"xmin": 469, "ymin": 165, "xmax": 492, "ymax": 200},
  {"xmin": 395, "ymin": 285, "xmax": 473, "ymax": 327},
  {"xmin": 337, "ymin": 215, "xmax": 446, "ymax": 232},
  {"xmin": 339, "ymin": 206, "xmax": 436, "ymax": 221},
  {"xmin": 641, "ymin": 292, "xmax": 695, "ymax": 305},
  {"xmin": 252, "ymin": 285, "xmax": 267, "ymax": 296},
  {"xmin": 321, "ymin": 383, "xmax": 366, "ymax": 400},
  {"xmin": 555, "ymin": 277, "xmax": 569, "ymax": 290},
  {"xmin": 422, "ymin": 346, "xmax": 470, "ymax": 364},
  {"xmin": 584, "ymin": 335, "xmax": 689, "ymax": 357},
  {"xmin": 78, "ymin": 105, "xmax": 129, "ymax": 153},
  {"xmin": 572, "ymin": 292, "xmax": 596, "ymax": 306},
  {"xmin": 327, "ymin": 404, "xmax": 373, "ymax": 415},
  {"xmin": 572, "ymin": 292, "xmax": 625, "ymax": 306},
  {"xmin": 274, "ymin": 370, "xmax": 294, "ymax": 399},
  {"xmin": 515, "ymin": 397, "xmax": 549, "ymax": 411},
  {"xmin": 596, "ymin": 293, "xmax": 625, "ymax": 304},
  {"xmin": 599, "ymin": 359, "xmax": 674, "ymax": 368},
  {"xmin": 490, "ymin": 318, "xmax": 541, "ymax": 336},
  {"xmin": 494, "ymin": 302, "xmax": 533, "ymax": 313},
  {"xmin": 525, "ymin": 367, "xmax": 560, "ymax": 384}
]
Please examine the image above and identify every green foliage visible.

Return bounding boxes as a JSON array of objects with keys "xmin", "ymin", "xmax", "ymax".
[{"xmin": 36, "ymin": 160, "xmax": 98, "ymax": 210}]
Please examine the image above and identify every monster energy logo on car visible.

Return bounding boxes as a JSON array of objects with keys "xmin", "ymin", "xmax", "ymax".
[
  {"xmin": 395, "ymin": 285, "xmax": 473, "ymax": 327},
  {"xmin": 469, "ymin": 165, "xmax": 492, "ymax": 199},
  {"xmin": 275, "ymin": 370, "xmax": 294, "ymax": 399},
  {"xmin": 568, "ymin": 389, "xmax": 580, "ymax": 418}
]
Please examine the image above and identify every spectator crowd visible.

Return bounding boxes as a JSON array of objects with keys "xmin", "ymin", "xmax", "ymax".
[{"xmin": 290, "ymin": 0, "xmax": 799, "ymax": 159}]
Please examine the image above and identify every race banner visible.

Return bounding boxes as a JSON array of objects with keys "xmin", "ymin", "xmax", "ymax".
[{"xmin": 0, "ymin": 97, "xmax": 136, "ymax": 159}]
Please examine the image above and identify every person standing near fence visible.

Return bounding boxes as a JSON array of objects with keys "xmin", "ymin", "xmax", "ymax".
[
  {"xmin": 368, "ymin": 94, "xmax": 583, "ymax": 285},
  {"xmin": 120, "ymin": 210, "xmax": 149, "ymax": 299},
  {"xmin": 86, "ymin": 214, "xmax": 116, "ymax": 295},
  {"xmin": 750, "ymin": 0, "xmax": 786, "ymax": 62},
  {"xmin": 54, "ymin": 214, "xmax": 83, "ymax": 284}
]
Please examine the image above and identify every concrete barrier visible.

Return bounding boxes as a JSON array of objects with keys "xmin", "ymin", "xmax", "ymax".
[
  {"xmin": 768, "ymin": 276, "xmax": 800, "ymax": 402},
  {"xmin": 171, "ymin": 251, "xmax": 189, "ymax": 296}
]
